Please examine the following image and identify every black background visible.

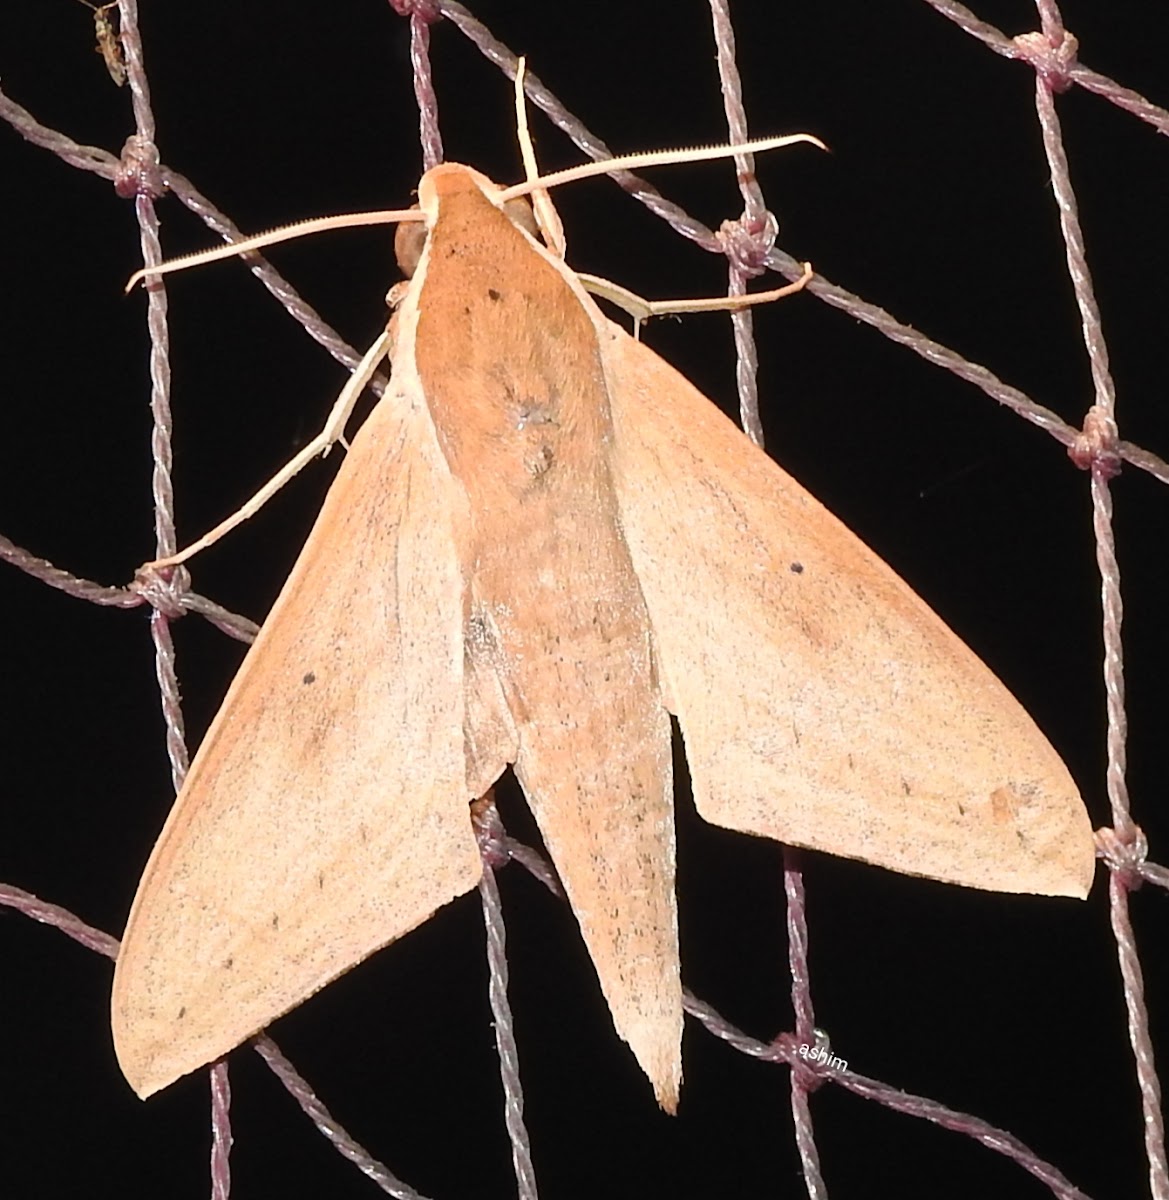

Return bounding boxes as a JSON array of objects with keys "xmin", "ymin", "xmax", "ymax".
[{"xmin": 3, "ymin": 1, "xmax": 1167, "ymax": 1197}]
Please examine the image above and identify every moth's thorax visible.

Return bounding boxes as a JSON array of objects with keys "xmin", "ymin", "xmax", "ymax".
[{"xmin": 411, "ymin": 167, "xmax": 613, "ymax": 511}]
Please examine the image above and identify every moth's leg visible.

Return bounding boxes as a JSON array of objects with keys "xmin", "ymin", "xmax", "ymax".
[
  {"xmin": 578, "ymin": 262, "xmax": 814, "ymax": 340},
  {"xmin": 512, "ymin": 57, "xmax": 567, "ymax": 258},
  {"xmin": 141, "ymin": 330, "xmax": 393, "ymax": 571}
]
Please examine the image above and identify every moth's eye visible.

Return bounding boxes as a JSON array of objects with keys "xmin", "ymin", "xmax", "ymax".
[
  {"xmin": 394, "ymin": 213, "xmax": 427, "ymax": 279},
  {"xmin": 503, "ymin": 196, "xmax": 539, "ymax": 241}
]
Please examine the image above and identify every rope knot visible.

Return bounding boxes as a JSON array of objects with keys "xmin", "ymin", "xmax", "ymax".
[
  {"xmin": 775, "ymin": 1030, "xmax": 832, "ymax": 1094},
  {"xmin": 387, "ymin": 0, "xmax": 442, "ymax": 22},
  {"xmin": 1012, "ymin": 29, "xmax": 1079, "ymax": 94},
  {"xmin": 1096, "ymin": 825, "xmax": 1148, "ymax": 892},
  {"xmin": 717, "ymin": 209, "xmax": 779, "ymax": 279},
  {"xmin": 1068, "ymin": 405, "xmax": 1122, "ymax": 478},
  {"xmin": 129, "ymin": 562, "xmax": 191, "ymax": 619},
  {"xmin": 114, "ymin": 135, "xmax": 166, "ymax": 200}
]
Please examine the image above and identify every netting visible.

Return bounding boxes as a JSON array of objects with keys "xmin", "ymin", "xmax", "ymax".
[{"xmin": 2, "ymin": 1, "xmax": 1167, "ymax": 1196}]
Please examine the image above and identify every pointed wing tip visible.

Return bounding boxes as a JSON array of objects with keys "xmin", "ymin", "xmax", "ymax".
[
  {"xmin": 112, "ymin": 983, "xmax": 214, "ymax": 1101},
  {"xmin": 130, "ymin": 1073, "xmax": 165, "ymax": 1102},
  {"xmin": 114, "ymin": 1009, "xmax": 222, "ymax": 1099},
  {"xmin": 1064, "ymin": 843, "xmax": 1097, "ymax": 900},
  {"xmin": 1023, "ymin": 869, "xmax": 1091, "ymax": 901},
  {"xmin": 113, "ymin": 1035, "xmax": 183, "ymax": 1101},
  {"xmin": 964, "ymin": 819, "xmax": 1095, "ymax": 900},
  {"xmin": 913, "ymin": 819, "xmax": 1095, "ymax": 898},
  {"xmin": 1017, "ymin": 795, "xmax": 1096, "ymax": 900},
  {"xmin": 1040, "ymin": 848, "xmax": 1096, "ymax": 901}
]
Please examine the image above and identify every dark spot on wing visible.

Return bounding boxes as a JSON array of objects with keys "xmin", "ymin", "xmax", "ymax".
[
  {"xmin": 303, "ymin": 671, "xmax": 316, "ymax": 685},
  {"xmin": 527, "ymin": 444, "xmax": 555, "ymax": 478}
]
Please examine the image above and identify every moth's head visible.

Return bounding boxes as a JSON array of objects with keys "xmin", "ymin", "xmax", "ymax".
[{"xmin": 393, "ymin": 163, "xmax": 540, "ymax": 281}]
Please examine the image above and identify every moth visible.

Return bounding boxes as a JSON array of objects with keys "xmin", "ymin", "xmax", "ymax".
[{"xmin": 112, "ymin": 139, "xmax": 1094, "ymax": 1112}]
